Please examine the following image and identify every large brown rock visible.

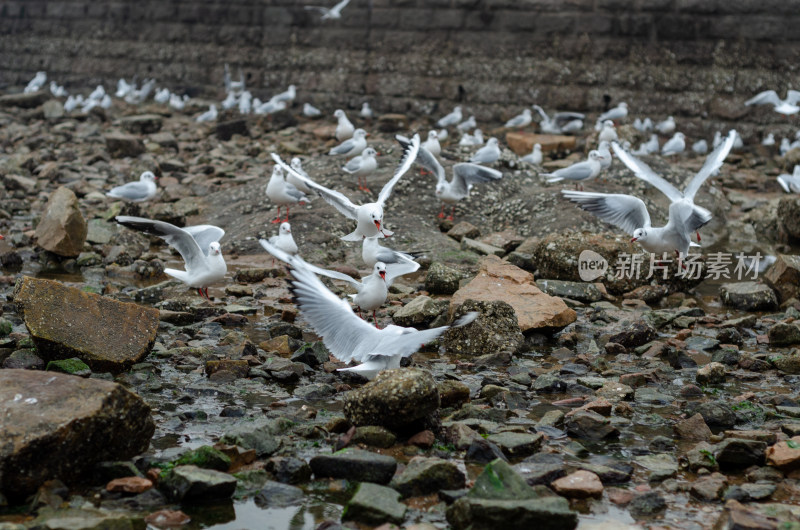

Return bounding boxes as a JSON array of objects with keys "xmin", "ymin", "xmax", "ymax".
[
  {"xmin": 119, "ymin": 114, "xmax": 164, "ymax": 135},
  {"xmin": 14, "ymin": 277, "xmax": 159, "ymax": 372},
  {"xmin": 506, "ymin": 132, "xmax": 576, "ymax": 156},
  {"xmin": 449, "ymin": 255, "xmax": 576, "ymax": 332},
  {"xmin": 35, "ymin": 187, "xmax": 87, "ymax": 257},
  {"xmin": 0, "ymin": 90, "xmax": 49, "ymax": 108},
  {"xmin": 105, "ymin": 132, "xmax": 145, "ymax": 158},
  {"xmin": 0, "ymin": 369, "xmax": 154, "ymax": 500},
  {"xmin": 778, "ymin": 197, "xmax": 800, "ymax": 241},
  {"xmin": 763, "ymin": 255, "xmax": 800, "ymax": 303}
]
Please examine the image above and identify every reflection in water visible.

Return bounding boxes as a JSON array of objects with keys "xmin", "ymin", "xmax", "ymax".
[{"xmin": 182, "ymin": 499, "xmax": 338, "ymax": 530}]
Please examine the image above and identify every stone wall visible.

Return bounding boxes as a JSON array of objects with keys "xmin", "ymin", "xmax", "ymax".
[{"xmin": 1, "ymin": 0, "xmax": 799, "ymax": 132}]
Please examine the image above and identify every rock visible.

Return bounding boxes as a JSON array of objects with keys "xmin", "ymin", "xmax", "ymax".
[
  {"xmin": 220, "ymin": 418, "xmax": 287, "ymax": 457},
  {"xmin": 514, "ymin": 454, "xmax": 567, "ymax": 485},
  {"xmin": 719, "ymin": 282, "xmax": 778, "ymax": 311},
  {"xmin": 119, "ymin": 114, "xmax": 163, "ymax": 134},
  {"xmin": 144, "ymin": 510, "xmax": 191, "ymax": 527},
  {"xmin": 713, "ymin": 499, "xmax": 781, "ymax": 530},
  {"xmin": 448, "ymin": 221, "xmax": 481, "ymax": 242},
  {"xmin": 105, "ymin": 132, "xmax": 146, "ymax": 158},
  {"xmin": 35, "ymin": 187, "xmax": 87, "ymax": 257},
  {"xmin": 2, "ymin": 349, "xmax": 45, "ymax": 369},
  {"xmin": 160, "ymin": 465, "xmax": 236, "ymax": 501},
  {"xmin": 447, "ymin": 495, "xmax": 578, "ymax": 530},
  {"xmin": 310, "ymin": 448, "xmax": 397, "ymax": 484},
  {"xmin": 763, "ymin": 255, "xmax": 800, "ymax": 302},
  {"xmin": 393, "ymin": 296, "xmax": 447, "ymax": 326},
  {"xmin": 628, "ymin": 491, "xmax": 666, "ymax": 516},
  {"xmin": 408, "ymin": 430, "xmax": 435, "ymax": 448},
  {"xmin": 778, "ymin": 196, "xmax": 800, "ymax": 240},
  {"xmin": 343, "ymin": 482, "xmax": 407, "ymax": 526},
  {"xmin": 106, "ymin": 476, "xmax": 153, "ymax": 494},
  {"xmin": 772, "ymin": 349, "xmax": 800, "ymax": 374},
  {"xmin": 715, "ymin": 438, "xmax": 766, "ymax": 467},
  {"xmin": 696, "ymin": 362, "xmax": 726, "ymax": 384},
  {"xmin": 174, "ymin": 446, "xmax": 231, "ymax": 471},
  {"xmin": 265, "ymin": 457, "xmax": 312, "ymax": 485},
  {"xmin": 443, "ymin": 300, "xmax": 524, "ymax": 356},
  {"xmin": 551, "ymin": 470, "xmax": 603, "ymax": 499},
  {"xmin": 565, "ymin": 410, "xmax": 619, "ymax": 440},
  {"xmin": 768, "ymin": 323, "xmax": 800, "ymax": 346},
  {"xmin": 469, "ymin": 459, "xmax": 539, "ymax": 500},
  {"xmin": 505, "ymin": 132, "xmax": 576, "ymax": 155},
  {"xmin": 462, "ymin": 237, "xmax": 505, "ymax": 256},
  {"xmin": 694, "ymin": 401, "xmax": 737, "ymax": 428},
  {"xmin": 486, "ymin": 432, "xmax": 544, "ymax": 459},
  {"xmin": 290, "ymin": 342, "xmax": 329, "ymax": 367},
  {"xmin": 608, "ymin": 321, "xmax": 657, "ymax": 348},
  {"xmin": 425, "ymin": 262, "xmax": 464, "ymax": 295},
  {"xmin": 351, "ymin": 426, "xmax": 397, "ymax": 448},
  {"xmin": 28, "ymin": 508, "xmax": 139, "ymax": 529},
  {"xmin": 254, "ymin": 481, "xmax": 304, "ymax": 508},
  {"xmin": 438, "ymin": 380, "xmax": 471, "ymax": 408},
  {"xmin": 449, "ymin": 256, "xmax": 576, "ymax": 332},
  {"xmin": 343, "ymin": 368, "xmax": 439, "ymax": 432},
  {"xmin": 765, "ymin": 436, "xmax": 800, "ymax": 470},
  {"xmin": 0, "ymin": 369, "xmax": 154, "ymax": 500},
  {"xmin": 216, "ymin": 119, "xmax": 249, "ymax": 140},
  {"xmin": 390, "ymin": 456, "xmax": 466, "ymax": 498},
  {"xmin": 376, "ymin": 113, "xmax": 408, "ymax": 132},
  {"xmin": 14, "ymin": 277, "xmax": 159, "ymax": 372},
  {"xmin": 634, "ymin": 454, "xmax": 678, "ymax": 481},
  {"xmin": 535, "ymin": 279, "xmax": 603, "ymax": 303},
  {"xmin": 46, "ymin": 358, "xmax": 91, "ymax": 377},
  {"xmin": 0, "ymin": 90, "xmax": 49, "ymax": 108},
  {"xmin": 674, "ymin": 413, "xmax": 713, "ymax": 442},
  {"xmin": 691, "ymin": 472, "xmax": 728, "ymax": 501},
  {"xmin": 466, "ymin": 438, "xmax": 508, "ymax": 464}
]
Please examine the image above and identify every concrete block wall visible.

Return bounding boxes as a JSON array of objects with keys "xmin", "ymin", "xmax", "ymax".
[{"xmin": 1, "ymin": 0, "xmax": 799, "ymax": 133}]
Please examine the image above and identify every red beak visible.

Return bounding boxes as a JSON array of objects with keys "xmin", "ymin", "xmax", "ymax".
[
  {"xmin": 0, "ymin": 235, "xmax": 4, "ymax": 240},
  {"xmin": 379, "ymin": 271, "xmax": 386, "ymax": 280},
  {"xmin": 630, "ymin": 237, "xmax": 638, "ymax": 242},
  {"xmin": 374, "ymin": 220, "xmax": 381, "ymax": 229}
]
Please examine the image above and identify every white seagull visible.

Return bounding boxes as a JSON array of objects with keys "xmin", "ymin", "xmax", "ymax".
[
  {"xmin": 266, "ymin": 166, "xmax": 309, "ymax": 224},
  {"xmin": 360, "ymin": 102, "xmax": 373, "ymax": 120},
  {"xmin": 661, "ymin": 132, "xmax": 686, "ymax": 156},
  {"xmin": 504, "ymin": 108, "xmax": 532, "ymax": 128},
  {"xmin": 655, "ymin": 116, "xmax": 676, "ymax": 135},
  {"xmin": 532, "ymin": 105, "xmax": 585, "ymax": 135},
  {"xmin": 542, "ymin": 151, "xmax": 604, "ymax": 189},
  {"xmin": 469, "ymin": 137, "xmax": 500, "ymax": 164},
  {"xmin": 303, "ymin": 103, "xmax": 322, "ymax": 117},
  {"xmin": 342, "ymin": 147, "xmax": 378, "ymax": 192},
  {"xmin": 288, "ymin": 158, "xmax": 314, "ymax": 194},
  {"xmin": 273, "ymin": 85, "xmax": 296, "ymax": 104},
  {"xmin": 633, "ymin": 134, "xmax": 660, "ymax": 156},
  {"xmin": 598, "ymin": 120, "xmax": 618, "ymax": 143},
  {"xmin": 361, "ymin": 236, "xmax": 421, "ymax": 272},
  {"xmin": 24, "ymin": 71, "xmax": 47, "ymax": 93},
  {"xmin": 745, "ymin": 89, "xmax": 800, "ymax": 116},
  {"xmin": 334, "ymin": 109, "xmax": 355, "ymax": 141},
  {"xmin": 437, "ymin": 106, "xmax": 463, "ymax": 128},
  {"xmin": 259, "ymin": 239, "xmax": 477, "ymax": 378},
  {"xmin": 422, "ymin": 130, "xmax": 442, "ymax": 158},
  {"xmin": 778, "ymin": 165, "xmax": 800, "ymax": 193},
  {"xmin": 521, "ymin": 143, "xmax": 543, "ymax": 165},
  {"xmin": 305, "ymin": 0, "xmax": 351, "ymax": 20},
  {"xmin": 456, "ymin": 115, "xmax": 477, "ymax": 132},
  {"xmin": 116, "ymin": 216, "xmax": 226, "ymax": 300},
  {"xmin": 329, "ymin": 128, "xmax": 367, "ymax": 157},
  {"xmin": 106, "ymin": 171, "xmax": 158, "ymax": 202},
  {"xmin": 459, "ymin": 128, "xmax": 483, "ymax": 146},
  {"xmin": 196, "ymin": 104, "xmax": 218, "ymax": 123},
  {"xmin": 272, "ymin": 134, "xmax": 420, "ymax": 241},
  {"xmin": 268, "ymin": 222, "xmax": 298, "ymax": 257},
  {"xmin": 595, "ymin": 102, "xmax": 628, "ymax": 129}
]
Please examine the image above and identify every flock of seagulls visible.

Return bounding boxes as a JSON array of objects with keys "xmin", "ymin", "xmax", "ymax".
[{"xmin": 18, "ymin": 63, "xmax": 794, "ymax": 378}]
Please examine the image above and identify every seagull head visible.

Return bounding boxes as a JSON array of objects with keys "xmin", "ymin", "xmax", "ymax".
[
  {"xmin": 272, "ymin": 165, "xmax": 283, "ymax": 178},
  {"xmin": 334, "ymin": 109, "xmax": 344, "ymax": 119},
  {"xmin": 631, "ymin": 228, "xmax": 646, "ymax": 243},
  {"xmin": 141, "ymin": 171, "xmax": 157, "ymax": 182},
  {"xmin": 280, "ymin": 222, "xmax": 291, "ymax": 235},
  {"xmin": 603, "ymin": 120, "xmax": 614, "ymax": 128},
  {"xmin": 428, "ymin": 130, "xmax": 438, "ymax": 140},
  {"xmin": 290, "ymin": 157, "xmax": 303, "ymax": 170},
  {"xmin": 375, "ymin": 262, "xmax": 386, "ymax": 281},
  {"xmin": 363, "ymin": 147, "xmax": 378, "ymax": 158},
  {"xmin": 435, "ymin": 184, "xmax": 445, "ymax": 197},
  {"xmin": 534, "ymin": 143, "xmax": 541, "ymax": 152},
  {"xmin": 588, "ymin": 150, "xmax": 603, "ymax": 161},
  {"xmin": 353, "ymin": 129, "xmax": 367, "ymax": 139},
  {"xmin": 209, "ymin": 242, "xmax": 222, "ymax": 256}
]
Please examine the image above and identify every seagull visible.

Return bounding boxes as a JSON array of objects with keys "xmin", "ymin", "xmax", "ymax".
[
  {"xmin": 196, "ymin": 104, "xmax": 218, "ymax": 123},
  {"xmin": 595, "ymin": 102, "xmax": 628, "ymax": 129},
  {"xmin": 273, "ymin": 85, "xmax": 296, "ymax": 104},
  {"xmin": 598, "ymin": 120, "xmax": 618, "ymax": 143},
  {"xmin": 778, "ymin": 165, "xmax": 800, "ymax": 193},
  {"xmin": 238, "ymin": 91, "xmax": 253, "ymax": 114},
  {"xmin": 597, "ymin": 141, "xmax": 613, "ymax": 170},
  {"xmin": 505, "ymin": 108, "xmax": 532, "ymax": 128},
  {"xmin": 266, "ymin": 166, "xmax": 309, "ymax": 224},
  {"xmin": 633, "ymin": 117, "xmax": 653, "ymax": 132},
  {"xmin": 459, "ymin": 129, "xmax": 483, "ymax": 146},
  {"xmin": 115, "ymin": 79, "xmax": 134, "ymax": 99},
  {"xmin": 342, "ymin": 147, "xmax": 378, "ymax": 192},
  {"xmin": 223, "ymin": 64, "xmax": 245, "ymax": 96},
  {"xmin": 610, "ymin": 130, "xmax": 737, "ymax": 244},
  {"xmin": 88, "ymin": 85, "xmax": 106, "ymax": 102},
  {"xmin": 541, "ymin": 151, "xmax": 604, "ymax": 189},
  {"xmin": 400, "ymin": 136, "xmax": 503, "ymax": 220},
  {"xmin": 169, "ymin": 94, "xmax": 188, "ymax": 110},
  {"xmin": 304, "ymin": 103, "xmax": 322, "ymax": 117},
  {"xmin": 116, "ymin": 216, "xmax": 226, "ymax": 300},
  {"xmin": 272, "ymin": 134, "xmax": 420, "ymax": 241},
  {"xmin": 437, "ymin": 106, "xmax": 463, "ymax": 128},
  {"xmin": 692, "ymin": 139, "xmax": 708, "ymax": 155},
  {"xmin": 661, "ymin": 132, "xmax": 686, "ymax": 156},
  {"xmin": 305, "ymin": 0, "xmax": 351, "ymax": 20},
  {"xmin": 24, "ymin": 71, "xmax": 47, "ymax": 93},
  {"xmin": 329, "ymin": 128, "xmax": 367, "ymax": 157},
  {"xmin": 268, "ymin": 222, "xmax": 298, "ymax": 257},
  {"xmin": 437, "ymin": 129, "xmax": 449, "ymax": 142},
  {"xmin": 456, "ymin": 115, "xmax": 477, "ymax": 132},
  {"xmin": 762, "ymin": 133, "xmax": 776, "ymax": 146},
  {"xmin": 745, "ymin": 89, "xmax": 800, "ymax": 116},
  {"xmin": 106, "ymin": 171, "xmax": 158, "ymax": 202},
  {"xmin": 655, "ymin": 116, "xmax": 676, "ymax": 135},
  {"xmin": 49, "ymin": 81, "xmax": 67, "ymax": 98},
  {"xmin": 259, "ymin": 239, "xmax": 477, "ymax": 377},
  {"xmin": 422, "ymin": 130, "xmax": 441, "ymax": 158},
  {"xmin": 221, "ymin": 91, "xmax": 238, "ymax": 110},
  {"xmin": 521, "ymin": 143, "xmax": 543, "ymax": 165},
  {"xmin": 154, "ymin": 88, "xmax": 170, "ymax": 104},
  {"xmin": 633, "ymin": 134, "xmax": 659, "ymax": 156},
  {"xmin": 532, "ymin": 105, "xmax": 585, "ymax": 135},
  {"xmin": 781, "ymin": 138, "xmax": 792, "ymax": 156},
  {"xmin": 64, "ymin": 95, "xmax": 84, "ymax": 113},
  {"xmin": 469, "ymin": 137, "xmax": 500, "ymax": 164},
  {"xmin": 254, "ymin": 98, "xmax": 286, "ymax": 115},
  {"xmin": 361, "ymin": 236, "xmax": 421, "ymax": 272},
  {"xmin": 124, "ymin": 79, "xmax": 156, "ymax": 104},
  {"xmin": 334, "ymin": 109, "xmax": 355, "ymax": 141},
  {"xmin": 288, "ymin": 158, "xmax": 315, "ymax": 194},
  {"xmin": 360, "ymin": 102, "xmax": 373, "ymax": 120}
]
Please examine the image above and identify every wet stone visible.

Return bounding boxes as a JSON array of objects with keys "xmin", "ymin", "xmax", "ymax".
[
  {"xmin": 486, "ymin": 432, "xmax": 544, "ymax": 459},
  {"xmin": 351, "ymin": 426, "xmax": 397, "ymax": 448},
  {"xmin": 607, "ymin": 321, "xmax": 657, "ymax": 348},
  {"xmin": 45, "ymin": 357, "xmax": 91, "ymax": 377},
  {"xmin": 310, "ymin": 448, "xmax": 397, "ymax": 484},
  {"xmin": 696, "ymin": 362, "xmax": 727, "ymax": 384},
  {"xmin": 565, "ymin": 410, "xmax": 619, "ymax": 440},
  {"xmin": 254, "ymin": 481, "xmax": 304, "ymax": 508},
  {"xmin": 160, "ymin": 465, "xmax": 236, "ymax": 501},
  {"xmin": 466, "ymin": 438, "xmax": 508, "ymax": 464},
  {"xmin": 551, "ymin": 470, "xmax": 603, "ymax": 499},
  {"xmin": 343, "ymin": 482, "xmax": 406, "ymax": 526},
  {"xmin": 2, "ymin": 349, "xmax": 45, "ymax": 369},
  {"xmin": 634, "ymin": 454, "xmax": 679, "ymax": 482},
  {"xmin": 690, "ymin": 472, "xmax": 728, "ymax": 501},
  {"xmin": 390, "ymin": 456, "xmax": 466, "ymax": 498},
  {"xmin": 265, "ymin": 457, "xmax": 312, "ymax": 485},
  {"xmin": 767, "ymin": 322, "xmax": 800, "ymax": 346},
  {"xmin": 628, "ymin": 491, "xmax": 667, "ymax": 516},
  {"xmin": 535, "ymin": 279, "xmax": 603, "ymax": 303},
  {"xmin": 220, "ymin": 418, "xmax": 288, "ymax": 457},
  {"xmin": 514, "ymin": 453, "xmax": 567, "ymax": 486},
  {"xmin": 715, "ymin": 438, "xmax": 767, "ymax": 468},
  {"xmin": 719, "ymin": 282, "xmax": 778, "ymax": 311}
]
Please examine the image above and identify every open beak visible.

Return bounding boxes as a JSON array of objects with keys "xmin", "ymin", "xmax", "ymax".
[
  {"xmin": 379, "ymin": 271, "xmax": 386, "ymax": 281},
  {"xmin": 374, "ymin": 220, "xmax": 381, "ymax": 229},
  {"xmin": 0, "ymin": 235, "xmax": 4, "ymax": 240},
  {"xmin": 630, "ymin": 237, "xmax": 638, "ymax": 242}
]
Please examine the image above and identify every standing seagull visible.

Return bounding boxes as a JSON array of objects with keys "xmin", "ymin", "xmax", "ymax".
[
  {"xmin": 777, "ymin": 165, "xmax": 800, "ymax": 193},
  {"xmin": 115, "ymin": 216, "xmax": 226, "ymax": 300},
  {"xmin": 655, "ymin": 116, "xmax": 676, "ymax": 135},
  {"xmin": 437, "ymin": 106, "xmax": 463, "ymax": 128},
  {"xmin": 521, "ymin": 143, "xmax": 543, "ymax": 165},
  {"xmin": 469, "ymin": 137, "xmax": 501, "ymax": 164},
  {"xmin": 288, "ymin": 158, "xmax": 314, "ymax": 194},
  {"xmin": 259, "ymin": 239, "xmax": 477, "ymax": 378},
  {"xmin": 361, "ymin": 236, "xmax": 421, "ymax": 271},
  {"xmin": 542, "ymin": 151, "xmax": 604, "ymax": 189},
  {"xmin": 745, "ymin": 89, "xmax": 800, "ymax": 116},
  {"xmin": 329, "ymin": 128, "xmax": 367, "ymax": 157},
  {"xmin": 272, "ymin": 134, "xmax": 420, "ymax": 241},
  {"xmin": 598, "ymin": 121, "xmax": 618, "ymax": 143},
  {"xmin": 422, "ymin": 130, "xmax": 442, "ymax": 158},
  {"xmin": 595, "ymin": 102, "xmax": 628, "ymax": 129},
  {"xmin": 661, "ymin": 132, "xmax": 686, "ymax": 156},
  {"xmin": 334, "ymin": 109, "xmax": 355, "ymax": 141},
  {"xmin": 504, "ymin": 108, "xmax": 532, "ymax": 129},
  {"xmin": 532, "ymin": 105, "xmax": 585, "ymax": 135},
  {"xmin": 106, "ymin": 171, "xmax": 158, "ymax": 202},
  {"xmin": 266, "ymin": 166, "xmax": 309, "ymax": 224},
  {"xmin": 342, "ymin": 147, "xmax": 378, "ymax": 192},
  {"xmin": 268, "ymin": 222, "xmax": 298, "ymax": 257},
  {"xmin": 304, "ymin": 0, "xmax": 351, "ymax": 20}
]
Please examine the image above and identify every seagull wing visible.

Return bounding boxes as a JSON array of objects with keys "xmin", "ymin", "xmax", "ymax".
[
  {"xmin": 787, "ymin": 90, "xmax": 800, "ymax": 105},
  {"xmin": 106, "ymin": 181, "xmax": 152, "ymax": 201},
  {"xmin": 369, "ymin": 311, "xmax": 480, "ymax": 359},
  {"xmin": 683, "ymin": 129, "xmax": 736, "ymax": 200},
  {"xmin": 561, "ymin": 191, "xmax": 651, "ymax": 235},
  {"xmin": 116, "ymin": 216, "xmax": 209, "ymax": 273},
  {"xmin": 331, "ymin": 0, "xmax": 351, "ymax": 14},
  {"xmin": 272, "ymin": 153, "xmax": 359, "ymax": 220},
  {"xmin": 329, "ymin": 138, "xmax": 356, "ymax": 155},
  {"xmin": 612, "ymin": 142, "xmax": 683, "ymax": 202},
  {"xmin": 451, "ymin": 163, "xmax": 502, "ymax": 196},
  {"xmin": 342, "ymin": 156, "xmax": 364, "ymax": 173},
  {"xmin": 384, "ymin": 259, "xmax": 420, "ymax": 287},
  {"xmin": 183, "ymin": 225, "xmax": 225, "ymax": 257},
  {"xmin": 745, "ymin": 90, "xmax": 781, "ymax": 107},
  {"xmin": 397, "ymin": 135, "xmax": 444, "ymax": 185},
  {"xmin": 376, "ymin": 133, "xmax": 420, "ymax": 207}
]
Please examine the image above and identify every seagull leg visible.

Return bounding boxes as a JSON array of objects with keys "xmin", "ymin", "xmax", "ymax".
[
  {"xmin": 271, "ymin": 206, "xmax": 282, "ymax": 223},
  {"xmin": 438, "ymin": 204, "xmax": 446, "ymax": 218},
  {"xmin": 372, "ymin": 310, "xmax": 381, "ymax": 329},
  {"xmin": 447, "ymin": 205, "xmax": 456, "ymax": 221},
  {"xmin": 284, "ymin": 207, "xmax": 290, "ymax": 223},
  {"xmin": 696, "ymin": 231, "xmax": 701, "ymax": 242},
  {"xmin": 197, "ymin": 288, "xmax": 203, "ymax": 298},
  {"xmin": 204, "ymin": 287, "xmax": 211, "ymax": 300}
]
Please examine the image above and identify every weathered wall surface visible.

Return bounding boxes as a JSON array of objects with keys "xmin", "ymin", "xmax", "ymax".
[{"xmin": 1, "ymin": 0, "xmax": 799, "ymax": 131}]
